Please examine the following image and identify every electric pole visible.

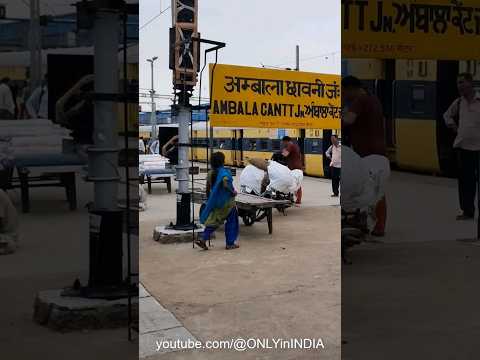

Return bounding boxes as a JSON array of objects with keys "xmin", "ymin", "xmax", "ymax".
[
  {"xmin": 147, "ymin": 56, "xmax": 158, "ymax": 139},
  {"xmin": 295, "ymin": 44, "xmax": 300, "ymax": 71},
  {"xmin": 86, "ymin": 3, "xmax": 123, "ymax": 297},
  {"xmin": 296, "ymin": 44, "xmax": 307, "ymax": 165},
  {"xmin": 169, "ymin": 0, "xmax": 200, "ymax": 230}
]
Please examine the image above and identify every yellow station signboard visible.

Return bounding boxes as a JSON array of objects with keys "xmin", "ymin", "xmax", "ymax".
[
  {"xmin": 342, "ymin": 0, "xmax": 480, "ymax": 60},
  {"xmin": 209, "ymin": 64, "xmax": 341, "ymax": 129}
]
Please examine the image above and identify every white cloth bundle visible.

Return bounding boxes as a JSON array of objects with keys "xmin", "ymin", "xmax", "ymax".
[
  {"xmin": 266, "ymin": 160, "xmax": 297, "ymax": 194},
  {"xmin": 239, "ymin": 164, "xmax": 265, "ymax": 195},
  {"xmin": 289, "ymin": 169, "xmax": 304, "ymax": 193},
  {"xmin": 340, "ymin": 147, "xmax": 390, "ymax": 211},
  {"xmin": 340, "ymin": 146, "xmax": 375, "ymax": 212},
  {"xmin": 363, "ymin": 155, "xmax": 390, "ymax": 203}
]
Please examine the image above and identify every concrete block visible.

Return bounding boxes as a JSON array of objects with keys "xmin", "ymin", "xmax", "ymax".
[
  {"xmin": 33, "ymin": 289, "xmax": 138, "ymax": 332},
  {"xmin": 153, "ymin": 225, "xmax": 205, "ymax": 244}
]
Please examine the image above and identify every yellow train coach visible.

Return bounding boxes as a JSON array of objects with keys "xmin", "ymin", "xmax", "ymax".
[
  {"xmin": 344, "ymin": 58, "xmax": 480, "ymax": 176},
  {"xmin": 189, "ymin": 123, "xmax": 336, "ymax": 178}
]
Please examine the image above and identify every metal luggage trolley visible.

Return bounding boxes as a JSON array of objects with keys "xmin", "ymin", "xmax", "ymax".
[{"xmin": 193, "ymin": 191, "xmax": 290, "ymax": 235}]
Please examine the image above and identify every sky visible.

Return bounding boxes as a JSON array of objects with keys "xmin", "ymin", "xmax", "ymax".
[{"xmin": 139, "ymin": 0, "xmax": 341, "ymax": 111}]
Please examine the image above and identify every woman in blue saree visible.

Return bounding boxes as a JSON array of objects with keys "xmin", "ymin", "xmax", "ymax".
[{"xmin": 196, "ymin": 152, "xmax": 239, "ymax": 250}]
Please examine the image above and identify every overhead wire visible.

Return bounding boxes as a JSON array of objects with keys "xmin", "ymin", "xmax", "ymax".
[
  {"xmin": 270, "ymin": 50, "xmax": 341, "ymax": 68},
  {"xmin": 139, "ymin": 6, "xmax": 170, "ymax": 30}
]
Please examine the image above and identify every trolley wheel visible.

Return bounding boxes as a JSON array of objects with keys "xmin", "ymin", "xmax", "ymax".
[
  {"xmin": 255, "ymin": 209, "xmax": 268, "ymax": 222},
  {"xmin": 242, "ymin": 214, "xmax": 255, "ymax": 226}
]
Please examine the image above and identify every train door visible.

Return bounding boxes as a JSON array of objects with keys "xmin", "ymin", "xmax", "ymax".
[
  {"xmin": 322, "ymin": 129, "xmax": 332, "ymax": 178},
  {"xmin": 393, "ymin": 60, "xmax": 440, "ymax": 173},
  {"xmin": 303, "ymin": 129, "xmax": 324, "ymax": 177},
  {"xmin": 436, "ymin": 60, "xmax": 460, "ymax": 177},
  {"xmin": 379, "ymin": 59, "xmax": 395, "ymax": 156},
  {"xmin": 299, "ymin": 129, "xmax": 306, "ymax": 168}
]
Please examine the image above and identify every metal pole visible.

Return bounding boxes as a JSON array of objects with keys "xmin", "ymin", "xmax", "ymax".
[
  {"xmin": 29, "ymin": 0, "xmax": 41, "ymax": 90},
  {"xmin": 296, "ymin": 45, "xmax": 306, "ymax": 167},
  {"xmin": 295, "ymin": 44, "xmax": 300, "ymax": 71},
  {"xmin": 83, "ymin": 5, "xmax": 124, "ymax": 296},
  {"xmin": 148, "ymin": 57, "xmax": 157, "ymax": 139},
  {"xmin": 177, "ymin": 102, "xmax": 189, "ymax": 194},
  {"xmin": 172, "ymin": 95, "xmax": 193, "ymax": 229},
  {"xmin": 121, "ymin": 8, "xmax": 133, "ymax": 341},
  {"xmin": 91, "ymin": 8, "xmax": 119, "ymax": 210},
  {"xmin": 477, "ymin": 151, "xmax": 480, "ymax": 240}
]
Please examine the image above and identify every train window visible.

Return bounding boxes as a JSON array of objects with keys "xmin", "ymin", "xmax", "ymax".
[
  {"xmin": 271, "ymin": 139, "xmax": 281, "ymax": 151},
  {"xmin": 411, "ymin": 85, "xmax": 425, "ymax": 113},
  {"xmin": 250, "ymin": 140, "xmax": 257, "ymax": 151},
  {"xmin": 412, "ymin": 86, "xmax": 425, "ymax": 101},
  {"xmin": 218, "ymin": 140, "xmax": 225, "ymax": 149},
  {"xmin": 311, "ymin": 140, "xmax": 322, "ymax": 153},
  {"xmin": 259, "ymin": 139, "xmax": 269, "ymax": 151}
]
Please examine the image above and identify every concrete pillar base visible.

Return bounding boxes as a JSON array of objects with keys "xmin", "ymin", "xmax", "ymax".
[
  {"xmin": 33, "ymin": 289, "xmax": 138, "ymax": 331},
  {"xmin": 153, "ymin": 225, "xmax": 207, "ymax": 244}
]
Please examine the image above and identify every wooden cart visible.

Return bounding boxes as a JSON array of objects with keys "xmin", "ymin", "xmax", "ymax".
[{"xmin": 193, "ymin": 191, "xmax": 290, "ymax": 234}]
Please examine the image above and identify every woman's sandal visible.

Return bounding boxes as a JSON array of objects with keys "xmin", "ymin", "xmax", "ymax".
[
  {"xmin": 195, "ymin": 240, "xmax": 208, "ymax": 250},
  {"xmin": 225, "ymin": 244, "xmax": 239, "ymax": 250}
]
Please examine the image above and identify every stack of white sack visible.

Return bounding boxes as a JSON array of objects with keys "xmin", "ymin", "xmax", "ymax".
[
  {"xmin": 0, "ymin": 119, "xmax": 69, "ymax": 137},
  {"xmin": 340, "ymin": 146, "xmax": 390, "ymax": 212},
  {"xmin": 0, "ymin": 119, "xmax": 70, "ymax": 155},
  {"xmin": 239, "ymin": 164, "xmax": 265, "ymax": 195},
  {"xmin": 266, "ymin": 160, "xmax": 303, "ymax": 194},
  {"xmin": 139, "ymin": 154, "xmax": 170, "ymax": 174}
]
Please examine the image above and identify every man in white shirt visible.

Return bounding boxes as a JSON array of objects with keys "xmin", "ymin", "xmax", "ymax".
[
  {"xmin": 26, "ymin": 74, "xmax": 48, "ymax": 119},
  {"xmin": 444, "ymin": 72, "xmax": 480, "ymax": 220},
  {"xmin": 0, "ymin": 77, "xmax": 15, "ymax": 119},
  {"xmin": 149, "ymin": 138, "xmax": 160, "ymax": 154},
  {"xmin": 325, "ymin": 135, "xmax": 341, "ymax": 197},
  {"xmin": 139, "ymin": 137, "xmax": 146, "ymax": 154}
]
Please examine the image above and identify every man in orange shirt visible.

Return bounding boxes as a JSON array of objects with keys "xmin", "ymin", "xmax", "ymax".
[{"xmin": 342, "ymin": 76, "xmax": 387, "ymax": 236}]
